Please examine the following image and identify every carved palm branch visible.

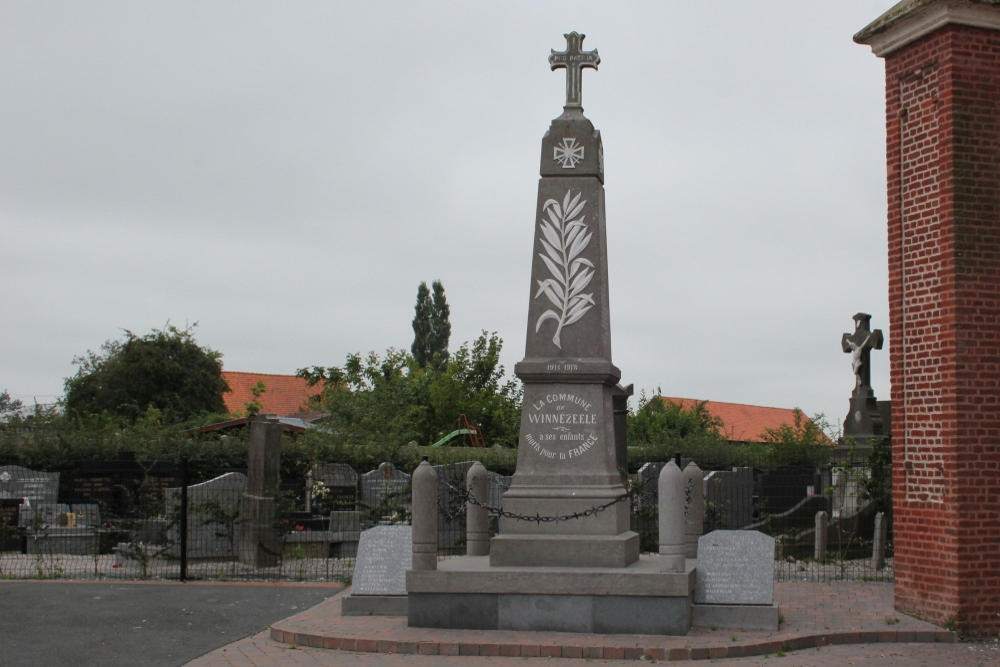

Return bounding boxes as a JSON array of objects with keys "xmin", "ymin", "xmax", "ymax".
[{"xmin": 534, "ymin": 189, "xmax": 595, "ymax": 348}]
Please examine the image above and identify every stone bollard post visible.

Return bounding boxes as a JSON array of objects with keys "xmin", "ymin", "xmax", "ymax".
[
  {"xmin": 683, "ymin": 462, "xmax": 705, "ymax": 559},
  {"xmin": 815, "ymin": 511, "xmax": 829, "ymax": 561},
  {"xmin": 411, "ymin": 460, "xmax": 438, "ymax": 571},
  {"xmin": 466, "ymin": 461, "xmax": 489, "ymax": 556},
  {"xmin": 239, "ymin": 415, "xmax": 282, "ymax": 568},
  {"xmin": 658, "ymin": 460, "xmax": 685, "ymax": 572},
  {"xmin": 873, "ymin": 511, "xmax": 887, "ymax": 571}
]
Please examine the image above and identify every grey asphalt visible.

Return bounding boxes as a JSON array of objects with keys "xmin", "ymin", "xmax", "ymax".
[{"xmin": 0, "ymin": 581, "xmax": 339, "ymax": 667}]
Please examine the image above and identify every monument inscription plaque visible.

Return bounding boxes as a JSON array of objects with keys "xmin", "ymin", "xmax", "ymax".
[
  {"xmin": 694, "ymin": 530, "xmax": 774, "ymax": 605},
  {"xmin": 352, "ymin": 525, "xmax": 412, "ymax": 596}
]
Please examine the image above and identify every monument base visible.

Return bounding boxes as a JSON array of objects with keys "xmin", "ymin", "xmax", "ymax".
[
  {"xmin": 490, "ymin": 531, "xmax": 640, "ymax": 568},
  {"xmin": 407, "ymin": 555, "xmax": 695, "ymax": 635},
  {"xmin": 692, "ymin": 604, "xmax": 780, "ymax": 631},
  {"xmin": 341, "ymin": 594, "xmax": 407, "ymax": 616}
]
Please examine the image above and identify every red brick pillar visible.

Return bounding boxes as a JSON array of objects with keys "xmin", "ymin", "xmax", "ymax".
[{"xmin": 856, "ymin": 1, "xmax": 1000, "ymax": 636}]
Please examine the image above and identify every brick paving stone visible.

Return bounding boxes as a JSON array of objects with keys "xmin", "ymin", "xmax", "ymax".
[{"xmin": 184, "ymin": 582, "xmax": 1000, "ymax": 666}]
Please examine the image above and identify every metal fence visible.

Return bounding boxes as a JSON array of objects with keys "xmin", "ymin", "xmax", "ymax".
[
  {"xmin": 0, "ymin": 451, "xmax": 890, "ymax": 583},
  {"xmin": 629, "ymin": 452, "xmax": 893, "ymax": 582}
]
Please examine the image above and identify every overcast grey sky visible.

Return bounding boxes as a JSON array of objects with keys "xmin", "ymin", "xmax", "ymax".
[{"xmin": 2, "ymin": 1, "xmax": 894, "ymax": 428}]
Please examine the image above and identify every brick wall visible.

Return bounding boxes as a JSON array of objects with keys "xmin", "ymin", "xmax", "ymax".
[{"xmin": 884, "ymin": 24, "xmax": 1000, "ymax": 635}]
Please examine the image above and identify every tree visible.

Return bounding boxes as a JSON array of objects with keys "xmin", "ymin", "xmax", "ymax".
[
  {"xmin": 411, "ymin": 280, "xmax": 451, "ymax": 369},
  {"xmin": 757, "ymin": 409, "xmax": 833, "ymax": 467},
  {"xmin": 628, "ymin": 392, "xmax": 725, "ymax": 445},
  {"xmin": 298, "ymin": 332, "xmax": 521, "ymax": 448},
  {"xmin": 0, "ymin": 390, "xmax": 24, "ymax": 423},
  {"xmin": 64, "ymin": 324, "xmax": 229, "ymax": 424}
]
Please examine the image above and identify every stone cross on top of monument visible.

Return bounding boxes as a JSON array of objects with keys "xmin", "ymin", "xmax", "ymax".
[
  {"xmin": 842, "ymin": 312, "xmax": 883, "ymax": 396},
  {"xmin": 549, "ymin": 31, "xmax": 600, "ymax": 110}
]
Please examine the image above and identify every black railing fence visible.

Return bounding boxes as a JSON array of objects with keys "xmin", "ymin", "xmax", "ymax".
[{"xmin": 0, "ymin": 450, "xmax": 890, "ymax": 583}]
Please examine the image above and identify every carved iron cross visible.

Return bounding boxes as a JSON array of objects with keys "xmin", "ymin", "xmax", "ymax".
[
  {"xmin": 549, "ymin": 32, "xmax": 600, "ymax": 108},
  {"xmin": 842, "ymin": 313, "xmax": 883, "ymax": 395}
]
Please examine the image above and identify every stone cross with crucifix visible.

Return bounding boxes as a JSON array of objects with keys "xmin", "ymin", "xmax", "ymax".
[
  {"xmin": 841, "ymin": 312, "xmax": 885, "ymax": 441},
  {"xmin": 842, "ymin": 312, "xmax": 883, "ymax": 397},
  {"xmin": 549, "ymin": 32, "xmax": 600, "ymax": 109}
]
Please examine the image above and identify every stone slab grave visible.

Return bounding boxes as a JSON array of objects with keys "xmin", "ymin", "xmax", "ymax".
[
  {"xmin": 407, "ymin": 33, "xmax": 695, "ymax": 637},
  {"xmin": 692, "ymin": 530, "xmax": 779, "ymax": 630},
  {"xmin": 342, "ymin": 524, "xmax": 412, "ymax": 616},
  {"xmin": 24, "ymin": 503, "xmax": 103, "ymax": 555},
  {"xmin": 165, "ymin": 472, "xmax": 247, "ymax": 559}
]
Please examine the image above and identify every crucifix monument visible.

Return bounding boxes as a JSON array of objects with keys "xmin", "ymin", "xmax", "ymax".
[{"xmin": 841, "ymin": 312, "xmax": 884, "ymax": 441}]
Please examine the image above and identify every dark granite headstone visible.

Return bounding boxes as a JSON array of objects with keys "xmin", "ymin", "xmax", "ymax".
[
  {"xmin": 312, "ymin": 463, "xmax": 358, "ymax": 512},
  {"xmin": 0, "ymin": 498, "xmax": 20, "ymax": 527},
  {"xmin": 694, "ymin": 530, "xmax": 775, "ymax": 605},
  {"xmin": 434, "ymin": 461, "xmax": 475, "ymax": 550},
  {"xmin": 351, "ymin": 525, "xmax": 412, "ymax": 596},
  {"xmin": 0, "ymin": 498, "xmax": 22, "ymax": 551}
]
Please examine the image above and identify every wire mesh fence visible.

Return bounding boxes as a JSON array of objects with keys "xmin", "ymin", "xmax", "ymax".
[{"xmin": 0, "ymin": 448, "xmax": 890, "ymax": 583}]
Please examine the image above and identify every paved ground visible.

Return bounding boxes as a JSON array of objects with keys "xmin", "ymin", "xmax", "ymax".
[
  {"xmin": 189, "ymin": 583, "xmax": 1000, "ymax": 666},
  {"xmin": 0, "ymin": 580, "xmax": 339, "ymax": 667},
  {"xmin": 188, "ymin": 638, "xmax": 1000, "ymax": 666},
  {"xmin": 4, "ymin": 579, "xmax": 998, "ymax": 666}
]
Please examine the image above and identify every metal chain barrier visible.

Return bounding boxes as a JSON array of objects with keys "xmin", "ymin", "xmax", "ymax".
[{"xmin": 440, "ymin": 474, "xmax": 657, "ymax": 525}]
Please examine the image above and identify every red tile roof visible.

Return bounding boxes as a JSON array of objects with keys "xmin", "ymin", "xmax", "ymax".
[
  {"xmin": 656, "ymin": 396, "xmax": 828, "ymax": 444},
  {"xmin": 221, "ymin": 371, "xmax": 324, "ymax": 417}
]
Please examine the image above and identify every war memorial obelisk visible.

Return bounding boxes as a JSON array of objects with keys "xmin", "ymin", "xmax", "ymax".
[
  {"xmin": 489, "ymin": 32, "xmax": 639, "ymax": 569},
  {"xmin": 406, "ymin": 34, "xmax": 694, "ymax": 636}
]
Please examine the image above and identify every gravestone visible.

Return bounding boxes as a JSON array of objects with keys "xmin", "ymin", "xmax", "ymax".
[
  {"xmin": 361, "ymin": 463, "xmax": 411, "ymax": 518},
  {"xmin": 691, "ymin": 530, "xmax": 779, "ymax": 631},
  {"xmin": 758, "ymin": 466, "xmax": 820, "ymax": 515},
  {"xmin": 694, "ymin": 530, "xmax": 774, "ymax": 605},
  {"xmin": 433, "ymin": 461, "xmax": 475, "ymax": 550},
  {"xmin": 0, "ymin": 465, "xmax": 59, "ymax": 503},
  {"xmin": 0, "ymin": 498, "xmax": 23, "ymax": 551},
  {"xmin": 165, "ymin": 472, "xmax": 247, "ymax": 559},
  {"xmin": 67, "ymin": 459, "xmax": 178, "ymax": 516},
  {"xmin": 342, "ymin": 524, "xmax": 412, "ymax": 616},
  {"xmin": 703, "ymin": 467, "xmax": 754, "ymax": 529},
  {"xmin": 487, "ymin": 471, "xmax": 511, "ymax": 514},
  {"xmin": 635, "ymin": 462, "xmax": 666, "ymax": 511},
  {"xmin": 311, "ymin": 463, "xmax": 358, "ymax": 512}
]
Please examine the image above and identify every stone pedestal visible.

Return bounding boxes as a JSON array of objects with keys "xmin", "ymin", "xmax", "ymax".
[{"xmin": 408, "ymin": 556, "xmax": 694, "ymax": 635}]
